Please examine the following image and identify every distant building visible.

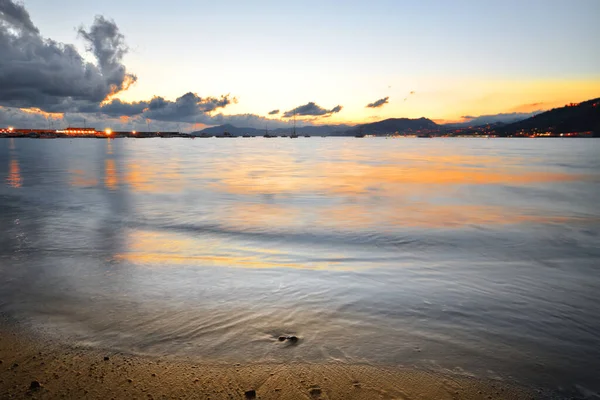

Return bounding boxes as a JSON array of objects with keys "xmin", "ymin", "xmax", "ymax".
[{"xmin": 56, "ymin": 127, "xmax": 98, "ymax": 135}]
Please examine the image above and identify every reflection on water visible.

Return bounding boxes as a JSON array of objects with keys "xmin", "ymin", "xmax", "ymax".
[
  {"xmin": 7, "ymin": 159, "xmax": 22, "ymax": 188},
  {"xmin": 1, "ymin": 138, "xmax": 600, "ymax": 397},
  {"xmin": 104, "ymin": 159, "xmax": 118, "ymax": 190},
  {"xmin": 5, "ymin": 139, "xmax": 22, "ymax": 188}
]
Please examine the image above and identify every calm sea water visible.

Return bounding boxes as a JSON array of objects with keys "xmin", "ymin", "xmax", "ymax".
[{"xmin": 1, "ymin": 138, "xmax": 599, "ymax": 396}]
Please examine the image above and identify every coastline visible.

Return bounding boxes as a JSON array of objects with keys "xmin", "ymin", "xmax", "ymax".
[{"xmin": 0, "ymin": 326, "xmax": 545, "ymax": 400}]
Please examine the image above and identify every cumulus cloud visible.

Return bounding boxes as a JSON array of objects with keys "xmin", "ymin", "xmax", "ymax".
[
  {"xmin": 0, "ymin": 0, "xmax": 316, "ymax": 130},
  {"xmin": 366, "ymin": 97, "xmax": 389, "ymax": 108},
  {"xmin": 0, "ymin": 0, "xmax": 136, "ymax": 112},
  {"xmin": 283, "ymin": 102, "xmax": 343, "ymax": 118},
  {"xmin": 97, "ymin": 93, "xmax": 234, "ymax": 121},
  {"xmin": 0, "ymin": 0, "xmax": 38, "ymax": 33},
  {"xmin": 99, "ymin": 99, "xmax": 147, "ymax": 117},
  {"xmin": 141, "ymin": 93, "xmax": 234, "ymax": 122},
  {"xmin": 77, "ymin": 16, "xmax": 137, "ymax": 97}
]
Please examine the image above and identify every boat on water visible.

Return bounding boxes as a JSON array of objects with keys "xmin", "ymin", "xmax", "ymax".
[{"xmin": 290, "ymin": 109, "xmax": 298, "ymax": 138}]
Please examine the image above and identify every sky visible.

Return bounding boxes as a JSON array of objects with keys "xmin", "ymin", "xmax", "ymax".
[{"xmin": 1, "ymin": 0, "xmax": 599, "ymax": 131}]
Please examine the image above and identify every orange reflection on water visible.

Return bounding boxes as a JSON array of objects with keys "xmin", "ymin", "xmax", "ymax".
[
  {"xmin": 6, "ymin": 158, "xmax": 22, "ymax": 188},
  {"xmin": 321, "ymin": 163, "xmax": 588, "ymax": 195},
  {"xmin": 125, "ymin": 161, "xmax": 184, "ymax": 193},
  {"xmin": 116, "ymin": 230, "xmax": 342, "ymax": 270},
  {"xmin": 105, "ymin": 159, "xmax": 118, "ymax": 190},
  {"xmin": 221, "ymin": 203, "xmax": 301, "ymax": 229},
  {"xmin": 210, "ymin": 157, "xmax": 591, "ymax": 197},
  {"xmin": 320, "ymin": 203, "xmax": 596, "ymax": 229},
  {"xmin": 69, "ymin": 169, "xmax": 98, "ymax": 187}
]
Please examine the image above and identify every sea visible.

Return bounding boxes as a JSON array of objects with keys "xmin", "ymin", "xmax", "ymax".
[{"xmin": 1, "ymin": 137, "xmax": 599, "ymax": 397}]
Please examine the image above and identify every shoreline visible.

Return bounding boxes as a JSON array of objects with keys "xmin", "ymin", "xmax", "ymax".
[{"xmin": 0, "ymin": 326, "xmax": 548, "ymax": 400}]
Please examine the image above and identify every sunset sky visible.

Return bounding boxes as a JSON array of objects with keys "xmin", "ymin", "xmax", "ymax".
[{"xmin": 1, "ymin": 0, "xmax": 599, "ymax": 130}]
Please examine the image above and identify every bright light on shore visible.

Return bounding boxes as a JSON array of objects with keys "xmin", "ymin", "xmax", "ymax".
[
  {"xmin": 105, "ymin": 128, "xmax": 112, "ymax": 136},
  {"xmin": 132, "ymin": 130, "xmax": 137, "ymax": 134},
  {"xmin": 8, "ymin": 126, "xmax": 14, "ymax": 132}
]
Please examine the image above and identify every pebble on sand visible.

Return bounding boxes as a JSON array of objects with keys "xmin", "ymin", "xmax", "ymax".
[
  {"xmin": 244, "ymin": 389, "xmax": 257, "ymax": 399},
  {"xmin": 29, "ymin": 381, "xmax": 42, "ymax": 390},
  {"xmin": 104, "ymin": 356, "xmax": 110, "ymax": 361}
]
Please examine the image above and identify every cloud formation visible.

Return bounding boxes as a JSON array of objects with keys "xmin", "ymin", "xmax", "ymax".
[
  {"xmin": 0, "ymin": 0, "xmax": 339, "ymax": 130},
  {"xmin": 77, "ymin": 16, "xmax": 137, "ymax": 98},
  {"xmin": 283, "ymin": 102, "xmax": 343, "ymax": 118},
  {"xmin": 0, "ymin": 0, "xmax": 136, "ymax": 112},
  {"xmin": 97, "ymin": 93, "xmax": 234, "ymax": 121},
  {"xmin": 0, "ymin": 0, "xmax": 38, "ymax": 33},
  {"xmin": 366, "ymin": 97, "xmax": 389, "ymax": 108}
]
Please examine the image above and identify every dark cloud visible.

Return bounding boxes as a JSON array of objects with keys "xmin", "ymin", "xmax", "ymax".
[
  {"xmin": 283, "ymin": 102, "xmax": 343, "ymax": 118},
  {"xmin": 98, "ymin": 93, "xmax": 234, "ymax": 121},
  {"xmin": 77, "ymin": 16, "xmax": 137, "ymax": 97},
  {"xmin": 366, "ymin": 97, "xmax": 389, "ymax": 108},
  {"xmin": 268, "ymin": 109, "xmax": 280, "ymax": 115},
  {"xmin": 0, "ymin": 0, "xmax": 298, "ymax": 131},
  {"xmin": 0, "ymin": 0, "xmax": 135, "ymax": 112},
  {"xmin": 99, "ymin": 99, "xmax": 148, "ymax": 117},
  {"xmin": 142, "ymin": 93, "xmax": 234, "ymax": 122},
  {"xmin": 0, "ymin": 0, "xmax": 38, "ymax": 33}
]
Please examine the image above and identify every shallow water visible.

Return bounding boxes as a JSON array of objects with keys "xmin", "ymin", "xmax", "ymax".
[{"xmin": 1, "ymin": 138, "xmax": 599, "ymax": 395}]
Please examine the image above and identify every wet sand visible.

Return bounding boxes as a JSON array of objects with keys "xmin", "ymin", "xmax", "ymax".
[{"xmin": 0, "ymin": 328, "xmax": 546, "ymax": 400}]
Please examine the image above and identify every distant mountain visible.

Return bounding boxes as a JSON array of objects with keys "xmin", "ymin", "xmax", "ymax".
[
  {"xmin": 191, "ymin": 100, "xmax": 600, "ymax": 138},
  {"xmin": 286, "ymin": 124, "xmax": 352, "ymax": 136},
  {"xmin": 351, "ymin": 117, "xmax": 438, "ymax": 135},
  {"xmin": 191, "ymin": 124, "xmax": 262, "ymax": 136},
  {"xmin": 192, "ymin": 124, "xmax": 352, "ymax": 136},
  {"xmin": 494, "ymin": 98, "xmax": 600, "ymax": 136},
  {"xmin": 444, "ymin": 112, "xmax": 540, "ymax": 128}
]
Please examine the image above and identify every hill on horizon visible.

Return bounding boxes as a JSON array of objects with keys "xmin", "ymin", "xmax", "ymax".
[
  {"xmin": 351, "ymin": 117, "xmax": 438, "ymax": 135},
  {"xmin": 190, "ymin": 98, "xmax": 600, "ymax": 137},
  {"xmin": 494, "ymin": 98, "xmax": 600, "ymax": 136},
  {"xmin": 192, "ymin": 124, "xmax": 352, "ymax": 136}
]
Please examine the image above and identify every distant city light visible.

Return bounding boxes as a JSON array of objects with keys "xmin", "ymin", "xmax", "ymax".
[
  {"xmin": 132, "ymin": 130, "xmax": 137, "ymax": 134},
  {"xmin": 105, "ymin": 128, "xmax": 112, "ymax": 136},
  {"xmin": 8, "ymin": 126, "xmax": 14, "ymax": 132}
]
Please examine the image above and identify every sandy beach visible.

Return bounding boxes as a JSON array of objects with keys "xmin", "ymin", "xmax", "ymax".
[{"xmin": 0, "ymin": 326, "xmax": 545, "ymax": 400}]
